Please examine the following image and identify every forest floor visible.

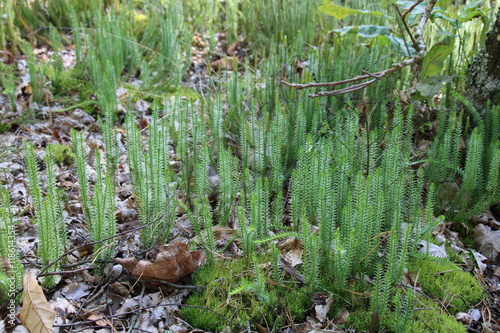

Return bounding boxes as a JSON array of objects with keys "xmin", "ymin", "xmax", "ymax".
[{"xmin": 1, "ymin": 24, "xmax": 500, "ymax": 333}]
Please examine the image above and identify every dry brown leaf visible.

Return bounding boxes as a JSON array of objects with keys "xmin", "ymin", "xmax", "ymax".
[
  {"xmin": 116, "ymin": 242, "xmax": 205, "ymax": 283},
  {"xmin": 210, "ymin": 57, "xmax": 237, "ymax": 71},
  {"xmin": 279, "ymin": 257, "xmax": 305, "ymax": 283},
  {"xmin": 277, "ymin": 237, "xmax": 301, "ymax": 251},
  {"xmin": 88, "ymin": 314, "xmax": 118, "ymax": 333},
  {"xmin": 227, "ymin": 41, "xmax": 239, "ymax": 56},
  {"xmin": 333, "ymin": 308, "xmax": 350, "ymax": 325},
  {"xmin": 474, "ymin": 224, "xmax": 500, "ymax": 264},
  {"xmin": 18, "ymin": 271, "xmax": 56, "ymax": 333}
]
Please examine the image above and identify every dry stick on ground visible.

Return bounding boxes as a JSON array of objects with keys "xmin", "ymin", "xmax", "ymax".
[{"xmin": 280, "ymin": 0, "xmax": 437, "ymax": 98}]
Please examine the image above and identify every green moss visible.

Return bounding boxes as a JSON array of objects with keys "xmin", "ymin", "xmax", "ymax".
[
  {"xmin": 50, "ymin": 143, "xmax": 75, "ymax": 166},
  {"xmin": 346, "ymin": 310, "xmax": 371, "ymax": 331},
  {"xmin": 0, "ymin": 123, "xmax": 12, "ymax": 135},
  {"xmin": 411, "ymin": 297, "xmax": 467, "ymax": 333},
  {"xmin": 411, "ymin": 259, "xmax": 482, "ymax": 311},
  {"xmin": 45, "ymin": 66, "xmax": 95, "ymax": 103},
  {"xmin": 181, "ymin": 257, "xmax": 310, "ymax": 331}
]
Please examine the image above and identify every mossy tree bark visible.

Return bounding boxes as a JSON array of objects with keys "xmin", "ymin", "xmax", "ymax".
[{"xmin": 465, "ymin": 8, "xmax": 500, "ymax": 108}]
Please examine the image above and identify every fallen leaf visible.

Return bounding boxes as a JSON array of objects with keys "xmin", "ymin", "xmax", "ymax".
[
  {"xmin": 474, "ymin": 224, "xmax": 500, "ymax": 264},
  {"xmin": 226, "ymin": 41, "xmax": 239, "ymax": 56},
  {"xmin": 277, "ymin": 237, "xmax": 301, "ymax": 251},
  {"xmin": 211, "ymin": 57, "xmax": 237, "ymax": 71},
  {"xmin": 279, "ymin": 257, "xmax": 305, "ymax": 283},
  {"xmin": 284, "ymin": 248, "xmax": 303, "ymax": 267},
  {"xmin": 333, "ymin": 308, "xmax": 350, "ymax": 325},
  {"xmin": 116, "ymin": 242, "xmax": 205, "ymax": 283},
  {"xmin": 472, "ymin": 251, "xmax": 488, "ymax": 272},
  {"xmin": 116, "ymin": 298, "xmax": 140, "ymax": 315},
  {"xmin": 88, "ymin": 313, "xmax": 117, "ymax": 331},
  {"xmin": 468, "ymin": 308, "xmax": 481, "ymax": 321},
  {"xmin": 401, "ymin": 270, "xmax": 422, "ymax": 293},
  {"xmin": 455, "ymin": 312, "xmax": 471, "ymax": 325},
  {"xmin": 418, "ymin": 240, "xmax": 447, "ymax": 258},
  {"xmin": 18, "ymin": 271, "xmax": 56, "ymax": 333},
  {"xmin": 49, "ymin": 298, "xmax": 76, "ymax": 318},
  {"xmin": 312, "ymin": 293, "xmax": 334, "ymax": 323}
]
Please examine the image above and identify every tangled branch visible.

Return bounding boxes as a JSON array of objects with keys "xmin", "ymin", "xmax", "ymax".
[{"xmin": 281, "ymin": 0, "xmax": 437, "ymax": 97}]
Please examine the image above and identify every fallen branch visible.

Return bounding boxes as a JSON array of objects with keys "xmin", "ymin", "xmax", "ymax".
[{"xmin": 281, "ymin": 0, "xmax": 437, "ymax": 97}]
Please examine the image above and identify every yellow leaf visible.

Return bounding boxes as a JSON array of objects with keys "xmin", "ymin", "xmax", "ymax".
[
  {"xmin": 319, "ymin": 1, "xmax": 383, "ymax": 20},
  {"xmin": 18, "ymin": 271, "xmax": 55, "ymax": 333}
]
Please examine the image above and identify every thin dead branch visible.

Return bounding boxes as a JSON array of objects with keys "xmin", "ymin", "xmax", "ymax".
[{"xmin": 280, "ymin": 0, "xmax": 437, "ymax": 97}]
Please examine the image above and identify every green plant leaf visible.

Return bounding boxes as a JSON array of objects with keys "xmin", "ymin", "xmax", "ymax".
[
  {"xmin": 436, "ymin": 0, "xmax": 452, "ymax": 10},
  {"xmin": 432, "ymin": 11, "xmax": 458, "ymax": 25},
  {"xmin": 384, "ymin": 35, "xmax": 418, "ymax": 57},
  {"xmin": 458, "ymin": 10, "xmax": 485, "ymax": 23},
  {"xmin": 415, "ymin": 75, "xmax": 456, "ymax": 97},
  {"xmin": 421, "ymin": 38, "xmax": 454, "ymax": 77},
  {"xmin": 463, "ymin": 0, "xmax": 484, "ymax": 13},
  {"xmin": 319, "ymin": 1, "xmax": 383, "ymax": 20},
  {"xmin": 333, "ymin": 25, "xmax": 417, "ymax": 57},
  {"xmin": 396, "ymin": 1, "xmax": 427, "ymax": 14},
  {"xmin": 333, "ymin": 25, "xmax": 391, "ymax": 37}
]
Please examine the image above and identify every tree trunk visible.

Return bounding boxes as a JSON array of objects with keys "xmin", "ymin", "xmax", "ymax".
[{"xmin": 465, "ymin": 8, "xmax": 500, "ymax": 108}]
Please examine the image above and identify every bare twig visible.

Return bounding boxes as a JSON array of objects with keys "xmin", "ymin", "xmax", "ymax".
[
  {"xmin": 393, "ymin": 4, "xmax": 419, "ymax": 51},
  {"xmin": 401, "ymin": 0, "xmax": 424, "ymax": 22},
  {"xmin": 37, "ymin": 266, "xmax": 99, "ymax": 277},
  {"xmin": 141, "ymin": 278, "xmax": 206, "ymax": 292},
  {"xmin": 281, "ymin": 0, "xmax": 437, "ymax": 97}
]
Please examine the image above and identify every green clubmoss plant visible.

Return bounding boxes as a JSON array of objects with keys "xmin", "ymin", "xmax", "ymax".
[
  {"xmin": 24, "ymin": 142, "xmax": 66, "ymax": 287},
  {"xmin": 23, "ymin": 40, "xmax": 47, "ymax": 104},
  {"xmin": 0, "ymin": 0, "xmax": 22, "ymax": 50},
  {"xmin": 216, "ymin": 146, "xmax": 240, "ymax": 225},
  {"xmin": 125, "ymin": 112, "xmax": 176, "ymax": 248},
  {"xmin": 427, "ymin": 98, "xmax": 500, "ymax": 220},
  {"xmin": 72, "ymin": 130, "xmax": 116, "ymax": 260},
  {"xmin": 390, "ymin": 290, "xmax": 415, "ymax": 333},
  {"xmin": 0, "ymin": 186, "xmax": 23, "ymax": 300}
]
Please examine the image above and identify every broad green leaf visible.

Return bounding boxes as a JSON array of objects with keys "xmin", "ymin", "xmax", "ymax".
[
  {"xmin": 458, "ymin": 10, "xmax": 485, "ymax": 23},
  {"xmin": 431, "ymin": 11, "xmax": 458, "ymax": 24},
  {"xmin": 319, "ymin": 1, "xmax": 383, "ymax": 20},
  {"xmin": 357, "ymin": 25, "xmax": 391, "ymax": 38},
  {"xmin": 463, "ymin": 0, "xmax": 484, "ymax": 13},
  {"xmin": 396, "ymin": 1, "xmax": 427, "ymax": 14},
  {"xmin": 332, "ymin": 25, "xmax": 417, "ymax": 57},
  {"xmin": 436, "ymin": 0, "xmax": 451, "ymax": 10},
  {"xmin": 416, "ymin": 75, "xmax": 456, "ymax": 97},
  {"xmin": 333, "ymin": 25, "xmax": 391, "ymax": 37},
  {"xmin": 382, "ymin": 35, "xmax": 418, "ymax": 57},
  {"xmin": 421, "ymin": 38, "xmax": 454, "ymax": 77}
]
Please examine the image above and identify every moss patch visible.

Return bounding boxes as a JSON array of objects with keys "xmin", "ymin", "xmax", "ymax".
[
  {"xmin": 411, "ymin": 259, "xmax": 482, "ymax": 311},
  {"xmin": 50, "ymin": 143, "xmax": 75, "ymax": 166},
  {"xmin": 411, "ymin": 297, "xmax": 467, "ymax": 333},
  {"xmin": 181, "ymin": 257, "xmax": 310, "ymax": 331}
]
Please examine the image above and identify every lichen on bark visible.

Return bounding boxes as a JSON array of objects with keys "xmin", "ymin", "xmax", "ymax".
[{"xmin": 466, "ymin": 8, "xmax": 500, "ymax": 109}]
